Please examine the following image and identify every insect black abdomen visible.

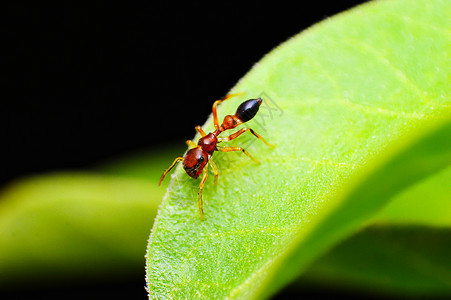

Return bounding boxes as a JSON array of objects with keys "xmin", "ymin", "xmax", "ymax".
[{"xmin": 235, "ymin": 98, "xmax": 262, "ymax": 122}]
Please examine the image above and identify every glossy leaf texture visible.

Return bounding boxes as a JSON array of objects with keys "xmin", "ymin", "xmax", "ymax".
[{"xmin": 146, "ymin": 0, "xmax": 451, "ymax": 299}]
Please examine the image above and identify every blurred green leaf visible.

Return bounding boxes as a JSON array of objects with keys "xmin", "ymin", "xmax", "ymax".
[
  {"xmin": 98, "ymin": 143, "xmax": 186, "ymax": 182},
  {"xmin": 0, "ymin": 173, "xmax": 158, "ymax": 285},
  {"xmin": 145, "ymin": 0, "xmax": 451, "ymax": 298},
  {"xmin": 374, "ymin": 165, "xmax": 451, "ymax": 227},
  {"xmin": 294, "ymin": 165, "xmax": 451, "ymax": 297},
  {"xmin": 300, "ymin": 225, "xmax": 451, "ymax": 296},
  {"xmin": 0, "ymin": 146, "xmax": 180, "ymax": 286}
]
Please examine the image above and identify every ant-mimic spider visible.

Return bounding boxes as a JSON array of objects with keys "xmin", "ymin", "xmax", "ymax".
[{"xmin": 159, "ymin": 94, "xmax": 273, "ymax": 220}]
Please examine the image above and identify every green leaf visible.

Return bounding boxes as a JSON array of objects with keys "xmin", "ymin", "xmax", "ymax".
[
  {"xmin": 300, "ymin": 225, "xmax": 451, "ymax": 296},
  {"xmin": 260, "ymin": 115, "xmax": 451, "ymax": 299},
  {"xmin": 0, "ymin": 147, "xmax": 180, "ymax": 286},
  {"xmin": 146, "ymin": 0, "xmax": 451, "ymax": 298},
  {"xmin": 0, "ymin": 173, "xmax": 159, "ymax": 285},
  {"xmin": 98, "ymin": 144, "xmax": 186, "ymax": 182},
  {"xmin": 374, "ymin": 165, "xmax": 451, "ymax": 227},
  {"xmin": 0, "ymin": 142, "xmax": 182, "ymax": 288},
  {"xmin": 0, "ymin": 146, "xmax": 189, "ymax": 288},
  {"xmin": 295, "ymin": 166, "xmax": 451, "ymax": 296}
]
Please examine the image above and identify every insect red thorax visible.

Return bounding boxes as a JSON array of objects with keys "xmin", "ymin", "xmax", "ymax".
[{"xmin": 159, "ymin": 94, "xmax": 273, "ymax": 220}]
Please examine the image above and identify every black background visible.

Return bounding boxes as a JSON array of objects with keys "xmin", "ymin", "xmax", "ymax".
[{"xmin": 4, "ymin": 1, "xmax": 373, "ymax": 299}]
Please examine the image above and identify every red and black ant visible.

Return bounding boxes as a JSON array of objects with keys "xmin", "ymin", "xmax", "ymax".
[{"xmin": 159, "ymin": 94, "xmax": 273, "ymax": 220}]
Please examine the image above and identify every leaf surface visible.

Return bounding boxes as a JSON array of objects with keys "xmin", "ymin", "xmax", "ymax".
[{"xmin": 146, "ymin": 0, "xmax": 451, "ymax": 298}]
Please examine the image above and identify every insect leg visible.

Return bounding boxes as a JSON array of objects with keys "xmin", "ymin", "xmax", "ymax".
[
  {"xmin": 198, "ymin": 163, "xmax": 209, "ymax": 220},
  {"xmin": 195, "ymin": 125, "xmax": 207, "ymax": 137},
  {"xmin": 208, "ymin": 159, "xmax": 219, "ymax": 185},
  {"xmin": 212, "ymin": 93, "xmax": 244, "ymax": 129},
  {"xmin": 217, "ymin": 146, "xmax": 260, "ymax": 164},
  {"xmin": 218, "ymin": 127, "xmax": 274, "ymax": 147},
  {"xmin": 159, "ymin": 156, "xmax": 184, "ymax": 186},
  {"xmin": 186, "ymin": 140, "xmax": 197, "ymax": 148}
]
